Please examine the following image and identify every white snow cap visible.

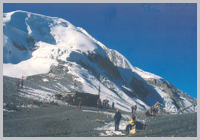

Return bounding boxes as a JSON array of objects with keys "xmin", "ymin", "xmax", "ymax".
[{"xmin": 3, "ymin": 10, "xmax": 196, "ymax": 113}]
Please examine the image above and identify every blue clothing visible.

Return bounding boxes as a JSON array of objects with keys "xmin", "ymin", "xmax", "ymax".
[
  {"xmin": 115, "ymin": 121, "xmax": 120, "ymax": 131},
  {"xmin": 114, "ymin": 112, "xmax": 122, "ymax": 122},
  {"xmin": 114, "ymin": 111, "xmax": 122, "ymax": 131},
  {"xmin": 98, "ymin": 100, "xmax": 101, "ymax": 106}
]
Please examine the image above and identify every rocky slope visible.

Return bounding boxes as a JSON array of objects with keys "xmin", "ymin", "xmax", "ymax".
[{"xmin": 3, "ymin": 10, "xmax": 197, "ymax": 113}]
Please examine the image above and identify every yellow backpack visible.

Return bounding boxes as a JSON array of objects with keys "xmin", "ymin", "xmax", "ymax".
[{"xmin": 129, "ymin": 125, "xmax": 136, "ymax": 134}]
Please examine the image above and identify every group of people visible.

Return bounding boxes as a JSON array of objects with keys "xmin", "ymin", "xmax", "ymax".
[
  {"xmin": 97, "ymin": 98, "xmax": 110, "ymax": 110},
  {"xmin": 114, "ymin": 109, "xmax": 141, "ymax": 134},
  {"xmin": 16, "ymin": 76, "xmax": 24, "ymax": 90},
  {"xmin": 145, "ymin": 102, "xmax": 161, "ymax": 117},
  {"xmin": 131, "ymin": 104, "xmax": 137, "ymax": 113},
  {"xmin": 113, "ymin": 103, "xmax": 149, "ymax": 135}
]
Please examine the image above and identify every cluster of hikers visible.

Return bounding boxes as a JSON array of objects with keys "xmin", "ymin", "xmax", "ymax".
[
  {"xmin": 97, "ymin": 98, "xmax": 112, "ymax": 110},
  {"xmin": 114, "ymin": 107, "xmax": 146, "ymax": 134},
  {"xmin": 131, "ymin": 104, "xmax": 137, "ymax": 113},
  {"xmin": 113, "ymin": 102, "xmax": 164, "ymax": 134},
  {"xmin": 145, "ymin": 102, "xmax": 162, "ymax": 117},
  {"xmin": 16, "ymin": 76, "xmax": 24, "ymax": 90}
]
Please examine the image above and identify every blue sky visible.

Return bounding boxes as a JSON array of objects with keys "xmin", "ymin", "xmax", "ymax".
[{"xmin": 3, "ymin": 3, "xmax": 197, "ymax": 98}]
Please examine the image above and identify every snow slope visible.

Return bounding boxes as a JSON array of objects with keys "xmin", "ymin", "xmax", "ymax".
[{"xmin": 3, "ymin": 10, "xmax": 196, "ymax": 113}]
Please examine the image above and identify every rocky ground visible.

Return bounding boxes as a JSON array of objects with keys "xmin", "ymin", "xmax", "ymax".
[
  {"xmin": 3, "ymin": 76, "xmax": 197, "ymax": 137},
  {"xmin": 3, "ymin": 100, "xmax": 197, "ymax": 137}
]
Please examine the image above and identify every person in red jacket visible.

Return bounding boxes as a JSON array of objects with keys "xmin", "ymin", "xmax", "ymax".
[
  {"xmin": 16, "ymin": 80, "xmax": 20, "ymax": 90},
  {"xmin": 134, "ymin": 104, "xmax": 137, "ymax": 111}
]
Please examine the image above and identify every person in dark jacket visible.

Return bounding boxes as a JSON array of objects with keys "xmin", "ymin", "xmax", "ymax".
[
  {"xmin": 114, "ymin": 109, "xmax": 122, "ymax": 131},
  {"xmin": 21, "ymin": 76, "xmax": 24, "ymax": 88},
  {"xmin": 112, "ymin": 102, "xmax": 115, "ymax": 109},
  {"xmin": 131, "ymin": 105, "xmax": 134, "ymax": 113}
]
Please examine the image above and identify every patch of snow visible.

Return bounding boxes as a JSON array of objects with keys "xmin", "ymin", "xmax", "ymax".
[
  {"xmin": 17, "ymin": 104, "xmax": 39, "ymax": 108},
  {"xmin": 95, "ymin": 120, "xmax": 128, "ymax": 136},
  {"xmin": 42, "ymin": 78, "xmax": 49, "ymax": 82},
  {"xmin": 3, "ymin": 109, "xmax": 16, "ymax": 112}
]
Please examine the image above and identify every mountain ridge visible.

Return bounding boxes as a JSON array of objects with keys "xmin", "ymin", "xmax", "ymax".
[{"xmin": 3, "ymin": 10, "xmax": 197, "ymax": 113}]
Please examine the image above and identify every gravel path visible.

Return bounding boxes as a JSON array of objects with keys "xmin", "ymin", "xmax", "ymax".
[{"xmin": 3, "ymin": 103, "xmax": 197, "ymax": 137}]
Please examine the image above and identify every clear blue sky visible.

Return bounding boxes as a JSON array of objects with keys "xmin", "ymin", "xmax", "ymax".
[{"xmin": 3, "ymin": 3, "xmax": 197, "ymax": 98}]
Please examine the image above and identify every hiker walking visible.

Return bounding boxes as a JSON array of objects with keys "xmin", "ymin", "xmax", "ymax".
[
  {"xmin": 126, "ymin": 114, "xmax": 136, "ymax": 134},
  {"xmin": 114, "ymin": 109, "xmax": 122, "ymax": 131}
]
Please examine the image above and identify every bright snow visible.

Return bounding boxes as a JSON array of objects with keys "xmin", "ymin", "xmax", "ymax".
[{"xmin": 3, "ymin": 10, "xmax": 196, "ymax": 116}]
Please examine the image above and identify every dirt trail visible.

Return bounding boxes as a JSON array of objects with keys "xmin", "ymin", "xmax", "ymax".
[{"xmin": 3, "ymin": 102, "xmax": 197, "ymax": 137}]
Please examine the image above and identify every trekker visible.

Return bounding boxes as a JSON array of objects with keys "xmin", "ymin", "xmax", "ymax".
[
  {"xmin": 145, "ymin": 110, "xmax": 154, "ymax": 117},
  {"xmin": 21, "ymin": 76, "xmax": 24, "ymax": 88},
  {"xmin": 97, "ymin": 99, "xmax": 100, "ymax": 108},
  {"xmin": 114, "ymin": 109, "xmax": 122, "ymax": 131},
  {"xmin": 16, "ymin": 80, "xmax": 20, "ymax": 90},
  {"xmin": 98, "ymin": 99, "xmax": 101, "ymax": 108},
  {"xmin": 126, "ymin": 114, "xmax": 136, "ymax": 134},
  {"xmin": 106, "ymin": 100, "xmax": 109, "ymax": 108},
  {"xmin": 131, "ymin": 105, "xmax": 134, "ymax": 113},
  {"xmin": 78, "ymin": 97, "xmax": 81, "ymax": 109},
  {"xmin": 78, "ymin": 101, "xmax": 81, "ymax": 109},
  {"xmin": 134, "ymin": 104, "xmax": 137, "ymax": 111},
  {"xmin": 112, "ymin": 102, "xmax": 115, "ymax": 109},
  {"xmin": 103, "ymin": 100, "xmax": 107, "ymax": 110},
  {"xmin": 154, "ymin": 103, "xmax": 159, "ymax": 115}
]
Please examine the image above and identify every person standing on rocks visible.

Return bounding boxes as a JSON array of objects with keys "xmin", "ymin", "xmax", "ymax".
[
  {"xmin": 114, "ymin": 109, "xmax": 122, "ymax": 131},
  {"xmin": 134, "ymin": 104, "xmax": 137, "ymax": 112},
  {"xmin": 112, "ymin": 102, "xmax": 115, "ymax": 109},
  {"xmin": 97, "ymin": 99, "xmax": 100, "ymax": 108},
  {"xmin": 16, "ymin": 80, "xmax": 20, "ymax": 91},
  {"xmin": 131, "ymin": 105, "xmax": 134, "ymax": 113},
  {"xmin": 78, "ymin": 97, "xmax": 81, "ymax": 109},
  {"xmin": 21, "ymin": 76, "xmax": 24, "ymax": 88},
  {"xmin": 103, "ymin": 100, "xmax": 107, "ymax": 110}
]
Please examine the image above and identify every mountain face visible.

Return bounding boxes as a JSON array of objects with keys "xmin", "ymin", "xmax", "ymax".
[{"xmin": 3, "ymin": 10, "xmax": 197, "ymax": 113}]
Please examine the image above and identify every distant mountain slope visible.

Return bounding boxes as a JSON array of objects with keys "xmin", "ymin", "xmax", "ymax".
[{"xmin": 3, "ymin": 10, "xmax": 197, "ymax": 113}]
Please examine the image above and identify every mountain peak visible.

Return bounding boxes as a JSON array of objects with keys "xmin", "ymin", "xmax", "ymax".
[{"xmin": 3, "ymin": 11, "xmax": 196, "ymax": 113}]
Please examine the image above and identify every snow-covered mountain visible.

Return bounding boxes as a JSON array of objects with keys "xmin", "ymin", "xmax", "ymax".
[{"xmin": 3, "ymin": 10, "xmax": 197, "ymax": 113}]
